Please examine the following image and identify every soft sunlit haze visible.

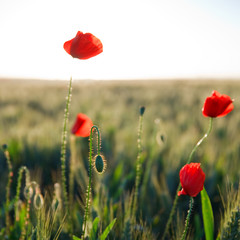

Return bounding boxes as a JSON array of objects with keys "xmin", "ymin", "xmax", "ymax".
[{"xmin": 0, "ymin": 0, "xmax": 240, "ymax": 80}]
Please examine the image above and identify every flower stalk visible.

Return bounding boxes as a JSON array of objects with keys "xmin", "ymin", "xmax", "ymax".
[
  {"xmin": 60, "ymin": 76, "xmax": 73, "ymax": 215},
  {"xmin": 132, "ymin": 106, "xmax": 145, "ymax": 222},
  {"xmin": 69, "ymin": 135, "xmax": 77, "ymax": 212},
  {"xmin": 15, "ymin": 166, "xmax": 30, "ymax": 222},
  {"xmin": 181, "ymin": 197, "xmax": 194, "ymax": 240},
  {"xmin": 162, "ymin": 117, "xmax": 213, "ymax": 239},
  {"xmin": 18, "ymin": 168, "xmax": 31, "ymax": 240},
  {"xmin": 2, "ymin": 145, "xmax": 13, "ymax": 236},
  {"xmin": 82, "ymin": 125, "xmax": 101, "ymax": 239}
]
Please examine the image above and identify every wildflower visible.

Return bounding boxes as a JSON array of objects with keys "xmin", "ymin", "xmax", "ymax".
[
  {"xmin": 202, "ymin": 90, "xmax": 234, "ymax": 118},
  {"xmin": 71, "ymin": 113, "xmax": 93, "ymax": 137},
  {"xmin": 178, "ymin": 163, "xmax": 205, "ymax": 197},
  {"xmin": 63, "ymin": 31, "xmax": 103, "ymax": 59}
]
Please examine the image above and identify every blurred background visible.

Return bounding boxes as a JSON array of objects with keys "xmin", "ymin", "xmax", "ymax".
[{"xmin": 0, "ymin": 79, "xmax": 239, "ymax": 238}]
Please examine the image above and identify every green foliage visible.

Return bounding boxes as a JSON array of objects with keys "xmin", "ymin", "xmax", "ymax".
[
  {"xmin": 90, "ymin": 217, "xmax": 99, "ymax": 240},
  {"xmin": 221, "ymin": 209, "xmax": 240, "ymax": 240},
  {"xmin": 72, "ymin": 235, "xmax": 81, "ymax": 240},
  {"xmin": 218, "ymin": 182, "xmax": 240, "ymax": 240},
  {"xmin": 72, "ymin": 217, "xmax": 116, "ymax": 240},
  {"xmin": 99, "ymin": 218, "xmax": 117, "ymax": 240},
  {"xmin": 201, "ymin": 187, "xmax": 214, "ymax": 240}
]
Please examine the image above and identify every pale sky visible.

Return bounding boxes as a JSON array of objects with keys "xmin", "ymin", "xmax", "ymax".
[{"xmin": 0, "ymin": 0, "xmax": 240, "ymax": 80}]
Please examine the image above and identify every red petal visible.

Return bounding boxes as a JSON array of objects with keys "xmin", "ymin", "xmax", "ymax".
[
  {"xmin": 71, "ymin": 113, "xmax": 93, "ymax": 137},
  {"xmin": 179, "ymin": 163, "xmax": 205, "ymax": 197},
  {"xmin": 63, "ymin": 31, "xmax": 103, "ymax": 59},
  {"xmin": 178, "ymin": 188, "xmax": 187, "ymax": 196},
  {"xmin": 202, "ymin": 90, "xmax": 233, "ymax": 118}
]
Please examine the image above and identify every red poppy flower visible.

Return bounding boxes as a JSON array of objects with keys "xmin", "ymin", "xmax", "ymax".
[
  {"xmin": 202, "ymin": 90, "xmax": 234, "ymax": 118},
  {"xmin": 63, "ymin": 31, "xmax": 103, "ymax": 59},
  {"xmin": 178, "ymin": 163, "xmax": 205, "ymax": 197},
  {"xmin": 71, "ymin": 113, "xmax": 93, "ymax": 137}
]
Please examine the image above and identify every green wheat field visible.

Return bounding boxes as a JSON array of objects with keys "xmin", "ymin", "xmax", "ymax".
[{"xmin": 0, "ymin": 79, "xmax": 239, "ymax": 240}]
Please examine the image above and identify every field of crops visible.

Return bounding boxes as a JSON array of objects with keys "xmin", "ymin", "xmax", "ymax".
[{"xmin": 0, "ymin": 79, "xmax": 239, "ymax": 239}]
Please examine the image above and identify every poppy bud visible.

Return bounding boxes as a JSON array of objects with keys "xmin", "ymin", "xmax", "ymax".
[
  {"xmin": 93, "ymin": 155, "xmax": 106, "ymax": 174},
  {"xmin": 24, "ymin": 185, "xmax": 34, "ymax": 199},
  {"xmin": 139, "ymin": 106, "xmax": 145, "ymax": 116},
  {"xmin": 178, "ymin": 163, "xmax": 205, "ymax": 197}
]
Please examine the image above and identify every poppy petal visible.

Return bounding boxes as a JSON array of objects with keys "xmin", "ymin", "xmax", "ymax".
[
  {"xmin": 63, "ymin": 31, "xmax": 103, "ymax": 60},
  {"xmin": 71, "ymin": 113, "xmax": 93, "ymax": 137},
  {"xmin": 179, "ymin": 163, "xmax": 205, "ymax": 197},
  {"xmin": 202, "ymin": 90, "xmax": 234, "ymax": 118}
]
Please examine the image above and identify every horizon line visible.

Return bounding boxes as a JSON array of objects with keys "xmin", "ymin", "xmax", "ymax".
[{"xmin": 1, "ymin": 76, "xmax": 240, "ymax": 82}]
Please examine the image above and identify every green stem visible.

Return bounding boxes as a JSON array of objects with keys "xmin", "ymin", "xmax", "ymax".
[
  {"xmin": 69, "ymin": 135, "xmax": 76, "ymax": 213},
  {"xmin": 186, "ymin": 117, "xmax": 213, "ymax": 164},
  {"xmin": 3, "ymin": 148, "xmax": 13, "ymax": 236},
  {"xmin": 15, "ymin": 167, "xmax": 30, "ymax": 221},
  {"xmin": 25, "ymin": 197, "xmax": 31, "ymax": 240},
  {"xmin": 69, "ymin": 135, "xmax": 77, "ymax": 232},
  {"xmin": 82, "ymin": 125, "xmax": 100, "ymax": 239},
  {"xmin": 20, "ymin": 196, "xmax": 31, "ymax": 240},
  {"xmin": 132, "ymin": 111, "xmax": 144, "ymax": 222},
  {"xmin": 37, "ymin": 209, "xmax": 41, "ymax": 240},
  {"xmin": 60, "ymin": 76, "xmax": 73, "ymax": 215},
  {"xmin": 18, "ymin": 168, "xmax": 31, "ymax": 240},
  {"xmin": 162, "ymin": 118, "xmax": 213, "ymax": 239},
  {"xmin": 181, "ymin": 197, "xmax": 194, "ymax": 240}
]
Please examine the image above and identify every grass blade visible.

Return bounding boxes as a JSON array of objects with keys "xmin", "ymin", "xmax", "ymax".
[
  {"xmin": 73, "ymin": 235, "xmax": 82, "ymax": 240},
  {"xmin": 100, "ymin": 218, "xmax": 117, "ymax": 240},
  {"xmin": 90, "ymin": 217, "xmax": 100, "ymax": 240},
  {"xmin": 201, "ymin": 187, "xmax": 214, "ymax": 240}
]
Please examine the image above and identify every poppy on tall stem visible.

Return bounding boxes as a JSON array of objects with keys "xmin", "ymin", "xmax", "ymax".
[
  {"xmin": 162, "ymin": 90, "xmax": 234, "ymax": 239},
  {"xmin": 178, "ymin": 163, "xmax": 205, "ymax": 240},
  {"xmin": 60, "ymin": 31, "xmax": 103, "ymax": 216},
  {"xmin": 162, "ymin": 118, "xmax": 212, "ymax": 240}
]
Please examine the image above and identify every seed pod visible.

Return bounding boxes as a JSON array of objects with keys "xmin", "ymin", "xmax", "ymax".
[
  {"xmin": 34, "ymin": 193, "xmax": 44, "ymax": 210},
  {"xmin": 93, "ymin": 155, "xmax": 106, "ymax": 174},
  {"xmin": 52, "ymin": 198, "xmax": 60, "ymax": 211},
  {"xmin": 24, "ymin": 185, "xmax": 34, "ymax": 199}
]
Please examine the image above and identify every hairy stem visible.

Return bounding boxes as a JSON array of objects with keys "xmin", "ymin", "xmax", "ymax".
[
  {"xmin": 132, "ymin": 107, "xmax": 145, "ymax": 222},
  {"xmin": 69, "ymin": 135, "xmax": 76, "ymax": 212},
  {"xmin": 60, "ymin": 76, "xmax": 73, "ymax": 215},
  {"xmin": 18, "ymin": 167, "xmax": 31, "ymax": 240},
  {"xmin": 3, "ymin": 148, "xmax": 13, "ymax": 236},
  {"xmin": 15, "ymin": 167, "xmax": 30, "ymax": 221},
  {"xmin": 181, "ymin": 197, "xmax": 194, "ymax": 240},
  {"xmin": 82, "ymin": 125, "xmax": 100, "ymax": 239}
]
